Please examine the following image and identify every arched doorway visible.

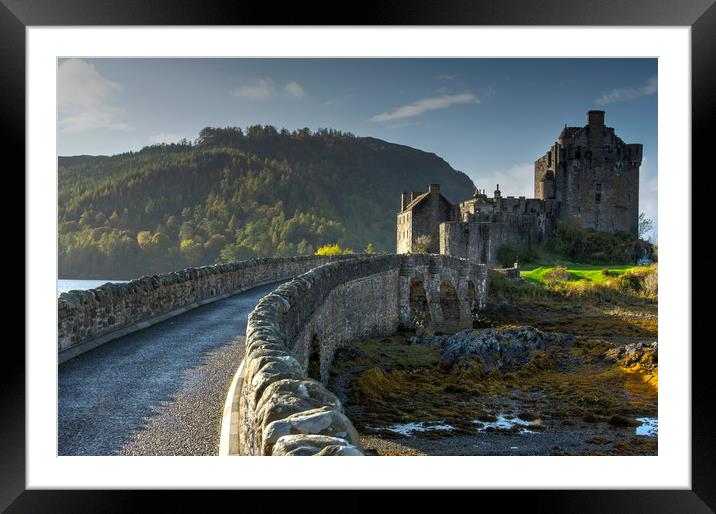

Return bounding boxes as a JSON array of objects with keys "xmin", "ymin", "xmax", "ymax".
[{"xmin": 440, "ymin": 281, "xmax": 460, "ymax": 322}]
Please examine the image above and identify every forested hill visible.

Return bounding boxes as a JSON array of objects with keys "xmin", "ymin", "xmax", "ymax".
[{"xmin": 58, "ymin": 126, "xmax": 475, "ymax": 279}]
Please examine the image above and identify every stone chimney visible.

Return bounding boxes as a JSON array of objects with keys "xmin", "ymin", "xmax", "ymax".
[
  {"xmin": 400, "ymin": 192, "xmax": 409, "ymax": 211},
  {"xmin": 588, "ymin": 110, "xmax": 605, "ymax": 128},
  {"xmin": 428, "ymin": 184, "xmax": 440, "ymax": 195}
]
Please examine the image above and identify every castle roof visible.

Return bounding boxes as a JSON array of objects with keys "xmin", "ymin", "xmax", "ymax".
[{"xmin": 402, "ymin": 192, "xmax": 430, "ymax": 211}]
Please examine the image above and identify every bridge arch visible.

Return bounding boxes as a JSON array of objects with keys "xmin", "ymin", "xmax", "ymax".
[
  {"xmin": 409, "ymin": 278, "xmax": 430, "ymax": 328},
  {"xmin": 307, "ymin": 334, "xmax": 321, "ymax": 381},
  {"xmin": 439, "ymin": 281, "xmax": 460, "ymax": 323},
  {"xmin": 467, "ymin": 279, "xmax": 477, "ymax": 310}
]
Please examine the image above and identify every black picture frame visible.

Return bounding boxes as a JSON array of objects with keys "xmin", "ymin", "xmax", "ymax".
[{"xmin": 5, "ymin": 0, "xmax": 711, "ymax": 511}]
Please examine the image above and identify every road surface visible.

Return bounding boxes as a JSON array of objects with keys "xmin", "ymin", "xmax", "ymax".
[{"xmin": 58, "ymin": 281, "xmax": 282, "ymax": 456}]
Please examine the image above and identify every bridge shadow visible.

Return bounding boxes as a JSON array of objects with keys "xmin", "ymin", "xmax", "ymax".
[{"xmin": 58, "ymin": 280, "xmax": 286, "ymax": 456}]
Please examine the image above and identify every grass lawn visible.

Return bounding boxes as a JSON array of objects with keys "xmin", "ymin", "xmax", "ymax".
[{"xmin": 521, "ymin": 264, "xmax": 650, "ymax": 285}]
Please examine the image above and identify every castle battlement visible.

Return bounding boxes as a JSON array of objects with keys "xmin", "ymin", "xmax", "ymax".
[{"xmin": 397, "ymin": 111, "xmax": 641, "ymax": 266}]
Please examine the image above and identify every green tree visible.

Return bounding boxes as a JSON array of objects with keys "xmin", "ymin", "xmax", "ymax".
[
  {"xmin": 57, "ymin": 125, "xmax": 476, "ymax": 277},
  {"xmin": 204, "ymin": 234, "xmax": 227, "ymax": 261},
  {"xmin": 137, "ymin": 231, "xmax": 153, "ymax": 250},
  {"xmin": 179, "ymin": 239, "xmax": 204, "ymax": 266},
  {"xmin": 218, "ymin": 243, "xmax": 257, "ymax": 263}
]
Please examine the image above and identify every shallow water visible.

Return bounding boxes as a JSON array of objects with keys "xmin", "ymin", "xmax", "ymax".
[
  {"xmin": 376, "ymin": 421, "xmax": 456, "ymax": 436},
  {"xmin": 57, "ymin": 279, "xmax": 128, "ymax": 297},
  {"xmin": 635, "ymin": 417, "xmax": 658, "ymax": 437},
  {"xmin": 473, "ymin": 414, "xmax": 536, "ymax": 434}
]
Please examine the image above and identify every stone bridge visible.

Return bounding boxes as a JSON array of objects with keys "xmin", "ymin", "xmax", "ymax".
[
  {"xmin": 238, "ymin": 254, "xmax": 487, "ymax": 456},
  {"xmin": 57, "ymin": 254, "xmax": 359, "ymax": 363},
  {"xmin": 57, "ymin": 253, "xmax": 487, "ymax": 456}
]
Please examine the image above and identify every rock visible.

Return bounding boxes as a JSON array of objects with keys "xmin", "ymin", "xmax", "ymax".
[
  {"xmin": 262, "ymin": 406, "xmax": 362, "ymax": 455},
  {"xmin": 244, "ymin": 353, "xmax": 302, "ymax": 386},
  {"xmin": 271, "ymin": 434, "xmax": 363, "ymax": 456},
  {"xmin": 604, "ymin": 341, "xmax": 657, "ymax": 372},
  {"xmin": 245, "ymin": 357, "xmax": 305, "ymax": 408},
  {"xmin": 437, "ymin": 326, "xmax": 575, "ymax": 373},
  {"xmin": 255, "ymin": 378, "xmax": 343, "ymax": 430}
]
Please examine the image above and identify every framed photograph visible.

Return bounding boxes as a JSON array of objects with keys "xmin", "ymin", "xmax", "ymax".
[{"xmin": 7, "ymin": 0, "xmax": 711, "ymax": 510}]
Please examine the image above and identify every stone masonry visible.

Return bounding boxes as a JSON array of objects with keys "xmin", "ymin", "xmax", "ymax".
[
  {"xmin": 57, "ymin": 255, "xmax": 358, "ymax": 356},
  {"xmin": 239, "ymin": 254, "xmax": 487, "ymax": 456},
  {"xmin": 57, "ymin": 253, "xmax": 487, "ymax": 456},
  {"xmin": 397, "ymin": 111, "xmax": 642, "ymax": 266},
  {"xmin": 535, "ymin": 110, "xmax": 641, "ymax": 235}
]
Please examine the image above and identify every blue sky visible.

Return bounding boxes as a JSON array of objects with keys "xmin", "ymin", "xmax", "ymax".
[{"xmin": 57, "ymin": 58, "xmax": 658, "ymax": 239}]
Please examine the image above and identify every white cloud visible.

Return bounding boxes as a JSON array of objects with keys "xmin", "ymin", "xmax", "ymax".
[
  {"xmin": 435, "ymin": 74, "xmax": 458, "ymax": 81},
  {"xmin": 284, "ymin": 81, "xmax": 305, "ymax": 98},
  {"xmin": 469, "ymin": 163, "xmax": 534, "ymax": 200},
  {"xmin": 638, "ymin": 157, "xmax": 658, "ymax": 242},
  {"xmin": 233, "ymin": 79, "xmax": 274, "ymax": 100},
  {"xmin": 594, "ymin": 76, "xmax": 658, "ymax": 105},
  {"xmin": 150, "ymin": 132, "xmax": 184, "ymax": 145},
  {"xmin": 58, "ymin": 59, "xmax": 130, "ymax": 133},
  {"xmin": 233, "ymin": 79, "xmax": 306, "ymax": 100},
  {"xmin": 371, "ymin": 93, "xmax": 479, "ymax": 122}
]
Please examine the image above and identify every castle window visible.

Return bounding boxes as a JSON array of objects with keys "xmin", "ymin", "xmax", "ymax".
[{"xmin": 595, "ymin": 183, "xmax": 602, "ymax": 202}]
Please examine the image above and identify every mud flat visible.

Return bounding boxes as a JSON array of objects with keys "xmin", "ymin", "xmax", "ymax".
[{"xmin": 328, "ymin": 288, "xmax": 658, "ymax": 456}]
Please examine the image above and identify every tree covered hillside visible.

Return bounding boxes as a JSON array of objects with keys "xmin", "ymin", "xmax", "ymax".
[{"xmin": 59, "ymin": 126, "xmax": 475, "ymax": 278}]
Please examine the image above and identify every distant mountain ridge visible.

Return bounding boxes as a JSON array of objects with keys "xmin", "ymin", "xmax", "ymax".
[{"xmin": 58, "ymin": 126, "xmax": 475, "ymax": 278}]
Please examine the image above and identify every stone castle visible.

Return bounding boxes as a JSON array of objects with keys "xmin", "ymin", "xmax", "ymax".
[{"xmin": 396, "ymin": 110, "xmax": 643, "ymax": 266}]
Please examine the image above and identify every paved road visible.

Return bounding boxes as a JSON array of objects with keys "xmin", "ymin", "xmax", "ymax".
[{"xmin": 58, "ymin": 281, "xmax": 282, "ymax": 456}]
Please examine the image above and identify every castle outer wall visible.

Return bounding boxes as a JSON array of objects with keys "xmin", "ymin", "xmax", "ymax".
[
  {"xmin": 397, "ymin": 110, "xmax": 642, "ymax": 266},
  {"xmin": 440, "ymin": 213, "xmax": 545, "ymax": 267}
]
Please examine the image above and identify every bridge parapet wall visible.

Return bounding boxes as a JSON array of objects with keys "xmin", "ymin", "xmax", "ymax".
[
  {"xmin": 57, "ymin": 255, "xmax": 357, "ymax": 360},
  {"xmin": 239, "ymin": 254, "xmax": 487, "ymax": 456}
]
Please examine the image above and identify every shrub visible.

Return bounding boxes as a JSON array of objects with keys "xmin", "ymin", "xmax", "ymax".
[
  {"xmin": 414, "ymin": 234, "xmax": 432, "ymax": 253},
  {"xmin": 544, "ymin": 267, "xmax": 572, "ymax": 283},
  {"xmin": 315, "ymin": 243, "xmax": 353, "ymax": 255},
  {"xmin": 487, "ymin": 269, "xmax": 512, "ymax": 297},
  {"xmin": 641, "ymin": 264, "xmax": 658, "ymax": 298},
  {"xmin": 554, "ymin": 220, "xmax": 654, "ymax": 264},
  {"xmin": 615, "ymin": 270, "xmax": 644, "ymax": 293},
  {"xmin": 496, "ymin": 243, "xmax": 536, "ymax": 268}
]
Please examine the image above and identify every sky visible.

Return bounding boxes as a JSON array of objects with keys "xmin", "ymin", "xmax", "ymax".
[{"xmin": 57, "ymin": 58, "xmax": 658, "ymax": 239}]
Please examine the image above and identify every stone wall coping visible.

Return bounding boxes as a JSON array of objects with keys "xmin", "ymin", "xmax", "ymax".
[
  {"xmin": 58, "ymin": 254, "xmax": 364, "ymax": 361},
  {"xmin": 238, "ymin": 253, "xmax": 486, "ymax": 456},
  {"xmin": 58, "ymin": 255, "xmax": 361, "ymax": 307}
]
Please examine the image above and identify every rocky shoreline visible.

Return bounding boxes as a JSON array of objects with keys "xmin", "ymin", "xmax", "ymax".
[{"xmin": 328, "ymin": 326, "xmax": 658, "ymax": 456}]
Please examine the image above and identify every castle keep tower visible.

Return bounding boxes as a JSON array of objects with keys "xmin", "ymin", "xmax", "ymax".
[
  {"xmin": 397, "ymin": 110, "xmax": 642, "ymax": 266},
  {"xmin": 534, "ymin": 110, "xmax": 642, "ymax": 235}
]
